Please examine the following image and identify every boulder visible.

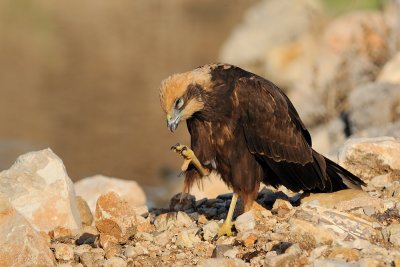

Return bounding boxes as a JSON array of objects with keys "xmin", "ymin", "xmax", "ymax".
[
  {"xmin": 95, "ymin": 192, "xmax": 137, "ymax": 243},
  {"xmin": 338, "ymin": 137, "xmax": 400, "ymax": 181},
  {"xmin": 348, "ymin": 83, "xmax": 400, "ymax": 135},
  {"xmin": 75, "ymin": 175, "xmax": 146, "ymax": 214},
  {"xmin": 0, "ymin": 148, "xmax": 81, "ymax": 231},
  {"xmin": 0, "ymin": 196, "xmax": 55, "ymax": 266}
]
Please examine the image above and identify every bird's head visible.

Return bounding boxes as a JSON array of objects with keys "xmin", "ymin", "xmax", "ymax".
[{"xmin": 159, "ymin": 66, "xmax": 213, "ymax": 132}]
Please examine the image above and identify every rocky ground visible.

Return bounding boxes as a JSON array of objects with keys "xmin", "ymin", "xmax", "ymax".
[{"xmin": 0, "ymin": 137, "xmax": 399, "ymax": 267}]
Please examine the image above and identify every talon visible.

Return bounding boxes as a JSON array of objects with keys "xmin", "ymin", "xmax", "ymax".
[{"xmin": 218, "ymin": 222, "xmax": 233, "ymax": 237}]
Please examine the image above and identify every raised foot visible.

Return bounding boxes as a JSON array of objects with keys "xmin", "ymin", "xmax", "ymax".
[
  {"xmin": 171, "ymin": 143, "xmax": 194, "ymax": 172},
  {"xmin": 218, "ymin": 221, "xmax": 233, "ymax": 237}
]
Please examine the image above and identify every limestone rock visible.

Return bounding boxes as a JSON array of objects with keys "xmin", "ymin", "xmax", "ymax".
[
  {"xmin": 234, "ymin": 211, "xmax": 256, "ymax": 233},
  {"xmin": 348, "ymin": 83, "xmax": 400, "ymax": 135},
  {"xmin": 76, "ymin": 196, "xmax": 93, "ymax": 226},
  {"xmin": 95, "ymin": 192, "xmax": 137, "ymax": 243},
  {"xmin": 0, "ymin": 148, "xmax": 81, "ymax": 231},
  {"xmin": 75, "ymin": 174, "xmax": 146, "ymax": 214},
  {"xmin": 53, "ymin": 243, "xmax": 74, "ymax": 261},
  {"xmin": 289, "ymin": 218, "xmax": 334, "ymax": 248},
  {"xmin": 103, "ymin": 257, "xmax": 127, "ymax": 267},
  {"xmin": 294, "ymin": 205, "xmax": 382, "ymax": 243},
  {"xmin": 0, "ymin": 196, "xmax": 55, "ymax": 267},
  {"xmin": 176, "ymin": 227, "xmax": 200, "ymax": 248},
  {"xmin": 198, "ymin": 258, "xmax": 247, "ymax": 267},
  {"xmin": 338, "ymin": 137, "xmax": 400, "ymax": 181},
  {"xmin": 202, "ymin": 221, "xmax": 219, "ymax": 241},
  {"xmin": 302, "ymin": 189, "xmax": 384, "ymax": 213}
]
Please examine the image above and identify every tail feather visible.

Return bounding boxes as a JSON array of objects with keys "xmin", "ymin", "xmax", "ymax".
[{"xmin": 324, "ymin": 156, "xmax": 366, "ymax": 191}]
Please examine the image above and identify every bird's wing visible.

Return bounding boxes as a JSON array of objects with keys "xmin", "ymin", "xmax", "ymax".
[
  {"xmin": 236, "ymin": 77, "xmax": 312, "ymax": 165},
  {"xmin": 236, "ymin": 77, "xmax": 330, "ymax": 191}
]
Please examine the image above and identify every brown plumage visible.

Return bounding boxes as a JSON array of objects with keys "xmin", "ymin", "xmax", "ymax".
[{"xmin": 160, "ymin": 63, "xmax": 366, "ymax": 211}]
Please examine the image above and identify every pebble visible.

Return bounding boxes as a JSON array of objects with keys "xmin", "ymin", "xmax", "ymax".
[
  {"xmin": 234, "ymin": 211, "xmax": 256, "ymax": 233},
  {"xmin": 202, "ymin": 221, "xmax": 219, "ymax": 241},
  {"xmin": 53, "ymin": 243, "xmax": 74, "ymax": 261},
  {"xmin": 103, "ymin": 257, "xmax": 127, "ymax": 267}
]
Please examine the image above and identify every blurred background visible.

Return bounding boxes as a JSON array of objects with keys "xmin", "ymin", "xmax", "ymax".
[{"xmin": 0, "ymin": 0, "xmax": 399, "ymax": 206}]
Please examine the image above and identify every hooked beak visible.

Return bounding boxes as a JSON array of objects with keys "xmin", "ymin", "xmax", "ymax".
[{"xmin": 167, "ymin": 113, "xmax": 180, "ymax": 132}]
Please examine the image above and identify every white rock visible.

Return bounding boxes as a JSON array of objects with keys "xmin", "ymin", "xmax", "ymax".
[
  {"xmin": 198, "ymin": 258, "xmax": 247, "ymax": 267},
  {"xmin": 0, "ymin": 148, "xmax": 81, "ymax": 231},
  {"xmin": 53, "ymin": 243, "xmax": 74, "ymax": 261},
  {"xmin": 103, "ymin": 257, "xmax": 127, "ymax": 267},
  {"xmin": 0, "ymin": 196, "xmax": 55, "ymax": 266},
  {"xmin": 338, "ymin": 137, "xmax": 400, "ymax": 181},
  {"xmin": 75, "ymin": 174, "xmax": 146, "ymax": 214},
  {"xmin": 176, "ymin": 227, "xmax": 200, "ymax": 248},
  {"xmin": 234, "ymin": 211, "xmax": 256, "ymax": 233},
  {"xmin": 202, "ymin": 221, "xmax": 219, "ymax": 241}
]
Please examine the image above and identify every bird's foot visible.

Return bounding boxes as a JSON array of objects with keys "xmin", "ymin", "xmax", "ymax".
[
  {"xmin": 171, "ymin": 143, "xmax": 194, "ymax": 173},
  {"xmin": 171, "ymin": 143, "xmax": 210, "ymax": 176},
  {"xmin": 218, "ymin": 221, "xmax": 233, "ymax": 237}
]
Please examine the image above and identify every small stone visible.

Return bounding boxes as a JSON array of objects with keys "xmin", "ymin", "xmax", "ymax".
[
  {"xmin": 289, "ymin": 218, "xmax": 334, "ymax": 248},
  {"xmin": 176, "ymin": 227, "xmax": 200, "ymax": 248},
  {"xmin": 313, "ymin": 259, "xmax": 358, "ymax": 267},
  {"xmin": 135, "ymin": 232, "xmax": 154, "ymax": 242},
  {"xmin": 212, "ymin": 244, "xmax": 233, "ymax": 258},
  {"xmin": 153, "ymin": 231, "xmax": 172, "ymax": 247},
  {"xmin": 74, "ymin": 244, "xmax": 92, "ymax": 257},
  {"xmin": 198, "ymin": 214, "xmax": 208, "ymax": 224},
  {"xmin": 103, "ymin": 257, "xmax": 127, "ymax": 267},
  {"xmin": 79, "ymin": 252, "xmax": 104, "ymax": 267},
  {"xmin": 175, "ymin": 252, "xmax": 185, "ymax": 260},
  {"xmin": 272, "ymin": 199, "xmax": 293, "ymax": 217},
  {"xmin": 198, "ymin": 258, "xmax": 247, "ymax": 267},
  {"xmin": 202, "ymin": 221, "xmax": 219, "ymax": 241},
  {"xmin": 387, "ymin": 224, "xmax": 400, "ymax": 246},
  {"xmin": 359, "ymin": 258, "xmax": 381, "ymax": 267},
  {"xmin": 53, "ymin": 243, "xmax": 74, "ymax": 261},
  {"xmin": 327, "ymin": 247, "xmax": 360, "ymax": 262},
  {"xmin": 50, "ymin": 226, "xmax": 72, "ymax": 240},
  {"xmin": 237, "ymin": 231, "xmax": 258, "ymax": 247},
  {"xmin": 285, "ymin": 243, "xmax": 302, "ymax": 256},
  {"xmin": 265, "ymin": 253, "xmax": 297, "ymax": 267},
  {"xmin": 234, "ymin": 211, "xmax": 256, "ymax": 233},
  {"xmin": 95, "ymin": 192, "xmax": 137, "ymax": 243},
  {"xmin": 76, "ymin": 196, "xmax": 94, "ymax": 227},
  {"xmin": 154, "ymin": 211, "xmax": 194, "ymax": 231},
  {"xmin": 223, "ymin": 248, "xmax": 239, "ymax": 259},
  {"xmin": 363, "ymin": 206, "xmax": 376, "ymax": 216},
  {"xmin": 133, "ymin": 243, "xmax": 149, "ymax": 256},
  {"xmin": 124, "ymin": 245, "xmax": 137, "ymax": 259}
]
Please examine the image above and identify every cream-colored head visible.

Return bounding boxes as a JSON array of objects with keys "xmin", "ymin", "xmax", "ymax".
[{"xmin": 159, "ymin": 66, "xmax": 213, "ymax": 131}]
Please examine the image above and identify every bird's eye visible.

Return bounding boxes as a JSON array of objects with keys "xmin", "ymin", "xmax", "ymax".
[{"xmin": 175, "ymin": 98, "xmax": 184, "ymax": 110}]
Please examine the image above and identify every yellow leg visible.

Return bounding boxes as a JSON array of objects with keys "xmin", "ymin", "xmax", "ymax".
[{"xmin": 218, "ymin": 193, "xmax": 238, "ymax": 237}]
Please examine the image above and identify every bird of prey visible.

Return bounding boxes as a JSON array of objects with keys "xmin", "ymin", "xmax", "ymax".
[{"xmin": 159, "ymin": 63, "xmax": 366, "ymax": 236}]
